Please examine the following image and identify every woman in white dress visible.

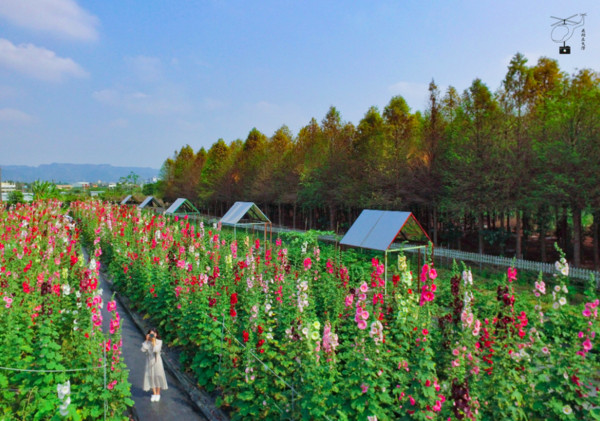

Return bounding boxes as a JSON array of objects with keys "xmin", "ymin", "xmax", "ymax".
[{"xmin": 141, "ymin": 327, "xmax": 168, "ymax": 401}]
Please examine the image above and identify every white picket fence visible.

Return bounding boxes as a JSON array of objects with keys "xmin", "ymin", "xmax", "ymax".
[{"xmin": 225, "ymin": 223, "xmax": 600, "ymax": 287}]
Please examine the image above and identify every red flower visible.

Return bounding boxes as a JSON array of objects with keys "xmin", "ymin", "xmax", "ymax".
[
  {"xmin": 243, "ymin": 331, "xmax": 249, "ymax": 343},
  {"xmin": 422, "ymin": 328, "xmax": 429, "ymax": 336},
  {"xmin": 257, "ymin": 325, "xmax": 264, "ymax": 334},
  {"xmin": 230, "ymin": 292, "xmax": 238, "ymax": 305},
  {"xmin": 230, "ymin": 307, "xmax": 237, "ymax": 318},
  {"xmin": 23, "ymin": 260, "xmax": 33, "ymax": 273}
]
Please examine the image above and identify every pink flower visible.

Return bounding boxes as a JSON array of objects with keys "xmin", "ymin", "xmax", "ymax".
[
  {"xmin": 359, "ymin": 282, "xmax": 368, "ymax": 293},
  {"xmin": 451, "ymin": 359, "xmax": 460, "ymax": 367},
  {"xmin": 361, "ymin": 383, "xmax": 369, "ymax": 393},
  {"xmin": 357, "ymin": 320, "xmax": 367, "ymax": 330},
  {"xmin": 107, "ymin": 301, "xmax": 116, "ymax": 312},
  {"xmin": 345, "ymin": 295, "xmax": 354, "ymax": 307},
  {"xmin": 578, "ymin": 331, "xmax": 585, "ymax": 339},
  {"xmin": 583, "ymin": 309, "xmax": 592, "ymax": 317},
  {"xmin": 541, "ymin": 347, "xmax": 549, "ymax": 354},
  {"xmin": 361, "ymin": 311, "xmax": 369, "ymax": 320},
  {"xmin": 507, "ymin": 267, "xmax": 517, "ymax": 282},
  {"xmin": 409, "ymin": 395, "xmax": 416, "ymax": 405},
  {"xmin": 429, "ymin": 268, "xmax": 437, "ymax": 280},
  {"xmin": 107, "ymin": 380, "xmax": 117, "ymax": 390},
  {"xmin": 582, "ymin": 339, "xmax": 593, "ymax": 352},
  {"xmin": 303, "ymin": 257, "xmax": 312, "ymax": 271},
  {"xmin": 452, "ymin": 348, "xmax": 459, "ymax": 356}
]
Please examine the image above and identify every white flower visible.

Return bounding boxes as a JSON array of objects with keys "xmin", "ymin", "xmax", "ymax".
[
  {"xmin": 554, "ymin": 285, "xmax": 561, "ymax": 292},
  {"xmin": 61, "ymin": 284, "xmax": 71, "ymax": 295},
  {"xmin": 553, "ymin": 302, "xmax": 560, "ymax": 310},
  {"xmin": 563, "ymin": 405, "xmax": 573, "ymax": 415},
  {"xmin": 57, "ymin": 381, "xmax": 70, "ymax": 400},
  {"xmin": 562, "ymin": 285, "xmax": 568, "ymax": 294},
  {"xmin": 89, "ymin": 259, "xmax": 97, "ymax": 270},
  {"xmin": 560, "ymin": 265, "xmax": 569, "ymax": 276},
  {"xmin": 559, "ymin": 297, "xmax": 567, "ymax": 306}
]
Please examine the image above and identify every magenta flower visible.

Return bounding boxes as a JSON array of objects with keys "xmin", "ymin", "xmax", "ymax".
[
  {"xmin": 429, "ymin": 268, "xmax": 437, "ymax": 280},
  {"xmin": 345, "ymin": 295, "xmax": 354, "ymax": 307},
  {"xmin": 582, "ymin": 339, "xmax": 593, "ymax": 352},
  {"xmin": 303, "ymin": 257, "xmax": 312, "ymax": 271},
  {"xmin": 107, "ymin": 301, "xmax": 116, "ymax": 312},
  {"xmin": 507, "ymin": 267, "xmax": 517, "ymax": 282},
  {"xmin": 359, "ymin": 282, "xmax": 368, "ymax": 293},
  {"xmin": 357, "ymin": 320, "xmax": 367, "ymax": 330},
  {"xmin": 361, "ymin": 383, "xmax": 369, "ymax": 393}
]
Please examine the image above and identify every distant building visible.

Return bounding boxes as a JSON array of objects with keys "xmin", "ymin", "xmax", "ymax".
[
  {"xmin": 57, "ymin": 184, "xmax": 73, "ymax": 190},
  {"xmin": 72, "ymin": 181, "xmax": 90, "ymax": 189},
  {"xmin": 1, "ymin": 182, "xmax": 16, "ymax": 192},
  {"xmin": 108, "ymin": 183, "xmax": 117, "ymax": 189}
]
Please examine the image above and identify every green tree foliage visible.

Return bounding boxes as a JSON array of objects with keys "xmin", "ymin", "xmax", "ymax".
[{"xmin": 153, "ymin": 54, "xmax": 600, "ymax": 268}]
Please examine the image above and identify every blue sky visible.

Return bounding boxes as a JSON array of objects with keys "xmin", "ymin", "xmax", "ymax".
[{"xmin": 1, "ymin": 0, "xmax": 598, "ymax": 169}]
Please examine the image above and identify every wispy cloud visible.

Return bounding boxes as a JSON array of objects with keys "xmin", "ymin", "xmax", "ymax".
[
  {"xmin": 0, "ymin": 39, "xmax": 88, "ymax": 82},
  {"xmin": 109, "ymin": 118, "xmax": 129, "ymax": 128},
  {"xmin": 92, "ymin": 88, "xmax": 189, "ymax": 115},
  {"xmin": 0, "ymin": 107, "xmax": 34, "ymax": 123},
  {"xmin": 0, "ymin": 0, "xmax": 99, "ymax": 41},
  {"xmin": 124, "ymin": 56, "xmax": 163, "ymax": 83}
]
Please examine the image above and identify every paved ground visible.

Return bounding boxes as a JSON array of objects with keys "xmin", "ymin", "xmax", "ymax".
[{"xmin": 95, "ymin": 259, "xmax": 207, "ymax": 421}]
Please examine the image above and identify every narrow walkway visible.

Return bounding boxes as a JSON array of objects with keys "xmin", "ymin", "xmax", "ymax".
[{"xmin": 96, "ymin": 259, "xmax": 207, "ymax": 421}]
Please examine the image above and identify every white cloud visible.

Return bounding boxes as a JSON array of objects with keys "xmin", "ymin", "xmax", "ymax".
[
  {"xmin": 92, "ymin": 88, "xmax": 189, "ymax": 115},
  {"xmin": 0, "ymin": 107, "xmax": 34, "ymax": 123},
  {"xmin": 109, "ymin": 118, "xmax": 129, "ymax": 128},
  {"xmin": 0, "ymin": 0, "xmax": 99, "ymax": 41},
  {"xmin": 125, "ymin": 56, "xmax": 163, "ymax": 83},
  {"xmin": 0, "ymin": 39, "xmax": 88, "ymax": 81}
]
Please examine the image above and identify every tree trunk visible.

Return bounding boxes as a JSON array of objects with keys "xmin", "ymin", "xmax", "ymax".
[
  {"xmin": 572, "ymin": 206, "xmax": 582, "ymax": 267},
  {"xmin": 293, "ymin": 202, "xmax": 297, "ymax": 230},
  {"xmin": 540, "ymin": 223, "xmax": 547, "ymax": 263},
  {"xmin": 516, "ymin": 209, "xmax": 522, "ymax": 259},
  {"xmin": 329, "ymin": 204, "xmax": 335, "ymax": 232},
  {"xmin": 593, "ymin": 211, "xmax": 599, "ymax": 271},
  {"xmin": 500, "ymin": 211, "xmax": 505, "ymax": 230},
  {"xmin": 478, "ymin": 212, "xmax": 484, "ymax": 255},
  {"xmin": 278, "ymin": 203, "xmax": 282, "ymax": 226},
  {"xmin": 433, "ymin": 207, "xmax": 438, "ymax": 246}
]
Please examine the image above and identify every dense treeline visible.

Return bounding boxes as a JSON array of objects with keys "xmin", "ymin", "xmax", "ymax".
[{"xmin": 158, "ymin": 53, "xmax": 600, "ymax": 269}]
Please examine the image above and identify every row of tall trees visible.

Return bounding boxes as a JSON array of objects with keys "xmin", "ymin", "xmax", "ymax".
[{"xmin": 158, "ymin": 54, "xmax": 600, "ymax": 268}]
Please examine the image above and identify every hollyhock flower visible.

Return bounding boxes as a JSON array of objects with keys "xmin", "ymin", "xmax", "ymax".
[
  {"xmin": 107, "ymin": 380, "xmax": 117, "ymax": 390},
  {"xmin": 360, "ymin": 282, "xmax": 368, "ymax": 293},
  {"xmin": 357, "ymin": 320, "xmax": 367, "ymax": 330},
  {"xmin": 563, "ymin": 405, "xmax": 572, "ymax": 415},
  {"xmin": 582, "ymin": 339, "xmax": 593, "ymax": 352},
  {"xmin": 429, "ymin": 268, "xmax": 437, "ymax": 280},
  {"xmin": 409, "ymin": 395, "xmax": 416, "ymax": 405},
  {"xmin": 57, "ymin": 381, "xmax": 70, "ymax": 400},
  {"xmin": 583, "ymin": 309, "xmax": 592, "ymax": 317},
  {"xmin": 345, "ymin": 295, "xmax": 354, "ymax": 307},
  {"xmin": 559, "ymin": 297, "xmax": 567, "ymax": 306},
  {"xmin": 107, "ymin": 301, "xmax": 116, "ymax": 312},
  {"xmin": 243, "ymin": 331, "xmax": 249, "ymax": 343},
  {"xmin": 361, "ymin": 383, "xmax": 369, "ymax": 393},
  {"xmin": 507, "ymin": 267, "xmax": 517, "ymax": 282},
  {"xmin": 303, "ymin": 258, "xmax": 312, "ymax": 271},
  {"xmin": 361, "ymin": 311, "xmax": 369, "ymax": 320}
]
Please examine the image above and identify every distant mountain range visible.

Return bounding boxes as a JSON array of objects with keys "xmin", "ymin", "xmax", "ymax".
[{"xmin": 0, "ymin": 163, "xmax": 160, "ymax": 184}]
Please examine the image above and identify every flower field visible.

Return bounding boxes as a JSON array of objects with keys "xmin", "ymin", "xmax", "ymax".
[
  {"xmin": 72, "ymin": 200, "xmax": 599, "ymax": 420},
  {"xmin": 0, "ymin": 201, "xmax": 132, "ymax": 420}
]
